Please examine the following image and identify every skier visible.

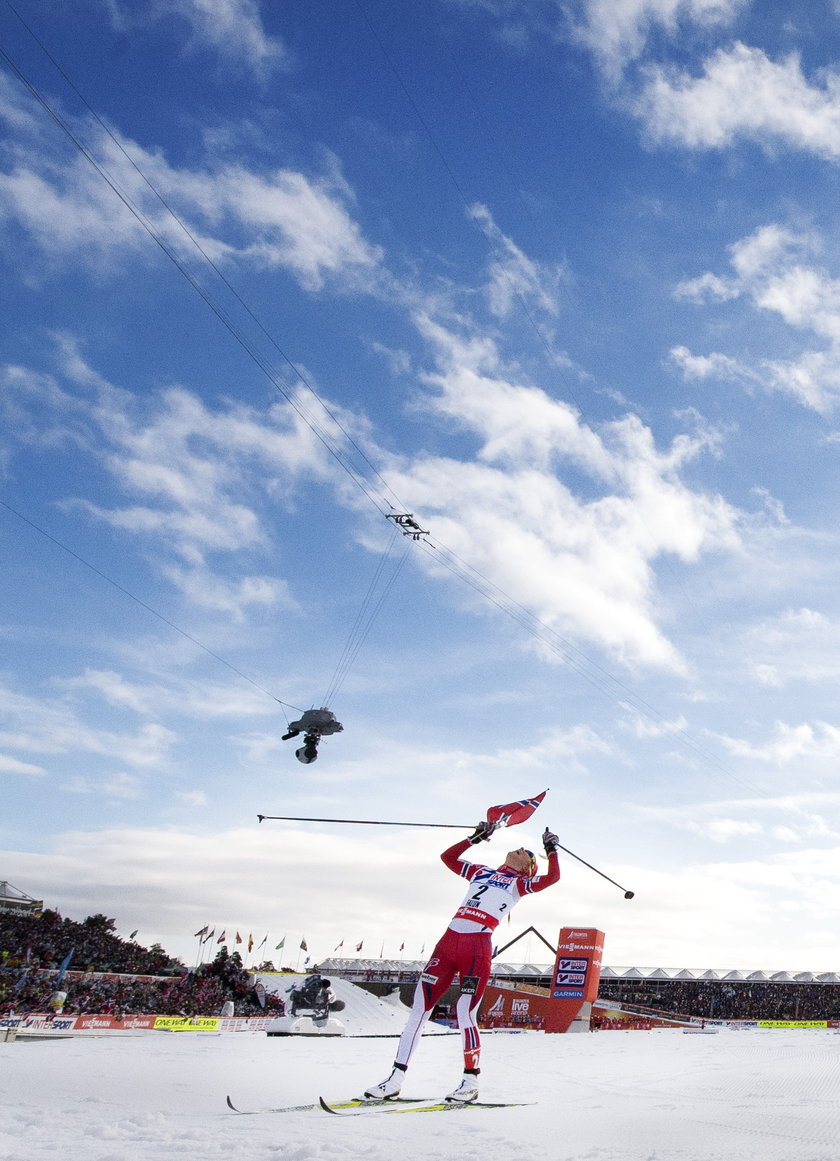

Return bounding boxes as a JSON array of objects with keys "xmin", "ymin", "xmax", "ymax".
[{"xmin": 363, "ymin": 819, "xmax": 561, "ymax": 1104}]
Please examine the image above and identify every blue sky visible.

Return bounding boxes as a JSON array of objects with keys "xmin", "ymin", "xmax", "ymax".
[{"xmin": 4, "ymin": 0, "xmax": 840, "ymax": 971}]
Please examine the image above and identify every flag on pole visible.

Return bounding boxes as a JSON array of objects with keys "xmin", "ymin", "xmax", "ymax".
[
  {"xmin": 129, "ymin": 929, "xmax": 139, "ymax": 940},
  {"xmin": 300, "ymin": 938, "xmax": 308, "ymax": 951},
  {"xmin": 379, "ymin": 941, "xmax": 384, "ymax": 958},
  {"xmin": 217, "ymin": 930, "xmax": 226, "ymax": 943},
  {"xmin": 235, "ymin": 932, "xmax": 242, "ymax": 944},
  {"xmin": 193, "ymin": 925, "xmax": 209, "ymax": 938},
  {"xmin": 334, "ymin": 939, "xmax": 344, "ymax": 951},
  {"xmin": 486, "ymin": 790, "xmax": 547, "ymax": 828},
  {"xmin": 258, "ymin": 934, "xmax": 267, "ymax": 949},
  {"xmin": 248, "ymin": 934, "xmax": 254, "ymax": 952},
  {"xmin": 56, "ymin": 947, "xmax": 75, "ymax": 986},
  {"xmin": 399, "ymin": 942, "xmax": 405, "ymax": 952},
  {"xmin": 355, "ymin": 940, "xmax": 364, "ymax": 952},
  {"xmin": 202, "ymin": 928, "xmax": 215, "ymax": 944},
  {"xmin": 275, "ymin": 937, "xmax": 285, "ymax": 950}
]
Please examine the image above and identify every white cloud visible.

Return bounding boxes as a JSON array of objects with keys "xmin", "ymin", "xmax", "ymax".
[
  {"xmin": 716, "ymin": 720, "xmax": 840, "ymax": 765},
  {"xmin": 741, "ymin": 608, "xmax": 840, "ymax": 690},
  {"xmin": 686, "ymin": 816, "xmax": 764, "ymax": 842},
  {"xmin": 103, "ymin": 0, "xmax": 288, "ymax": 77},
  {"xmin": 62, "ymin": 771, "xmax": 143, "ymax": 799},
  {"xmin": 641, "ymin": 789, "xmax": 840, "ymax": 849},
  {"xmin": 0, "ymin": 95, "xmax": 382, "ymax": 289},
  {"xmin": 388, "ymin": 314, "xmax": 742, "ymax": 670},
  {"xmin": 11, "ymin": 819, "xmax": 840, "ymax": 967},
  {"xmin": 0, "ymin": 682, "xmax": 176, "ymax": 769},
  {"xmin": 469, "ymin": 203, "xmax": 566, "ymax": 318},
  {"xmin": 635, "ymin": 43, "xmax": 840, "ymax": 158},
  {"xmin": 0, "ymin": 753, "xmax": 46, "ymax": 776},
  {"xmin": 571, "ymin": 0, "xmax": 746, "ymax": 83},
  {"xmin": 622, "ymin": 709, "xmax": 689, "ymax": 738},
  {"xmin": 673, "ymin": 225, "xmax": 840, "ymax": 413},
  {"xmin": 669, "ymin": 346, "xmax": 754, "ymax": 384},
  {"xmin": 1, "ymin": 344, "xmax": 346, "ymax": 619},
  {"xmin": 56, "ymin": 668, "xmax": 274, "ymax": 720}
]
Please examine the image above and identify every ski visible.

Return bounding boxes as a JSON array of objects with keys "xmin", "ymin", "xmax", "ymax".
[
  {"xmin": 318, "ymin": 1096, "xmax": 532, "ymax": 1116},
  {"xmin": 225, "ymin": 1094, "xmax": 429, "ymax": 1115}
]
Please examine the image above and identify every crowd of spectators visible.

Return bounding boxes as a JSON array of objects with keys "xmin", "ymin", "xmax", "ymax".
[
  {"xmin": 598, "ymin": 977, "xmax": 840, "ymax": 1021},
  {"xmin": 0, "ymin": 908, "xmax": 171, "ymax": 975},
  {"xmin": 0, "ymin": 907, "xmax": 284, "ymax": 1018}
]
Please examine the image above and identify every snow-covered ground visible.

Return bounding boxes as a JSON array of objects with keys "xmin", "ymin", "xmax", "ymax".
[{"xmin": 2, "ymin": 1027, "xmax": 839, "ymax": 1161}]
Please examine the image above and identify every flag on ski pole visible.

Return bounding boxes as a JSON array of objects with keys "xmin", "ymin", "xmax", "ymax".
[{"xmin": 486, "ymin": 790, "xmax": 547, "ymax": 829}]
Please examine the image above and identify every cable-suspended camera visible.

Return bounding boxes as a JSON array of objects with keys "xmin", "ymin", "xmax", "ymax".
[{"xmin": 281, "ymin": 707, "xmax": 344, "ymax": 764}]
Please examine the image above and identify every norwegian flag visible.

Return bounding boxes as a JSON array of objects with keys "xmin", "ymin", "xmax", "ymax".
[{"xmin": 486, "ymin": 790, "xmax": 547, "ymax": 828}]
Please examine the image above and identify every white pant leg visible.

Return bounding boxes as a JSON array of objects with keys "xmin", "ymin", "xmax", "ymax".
[{"xmin": 394, "ymin": 980, "xmax": 436, "ymax": 1068}]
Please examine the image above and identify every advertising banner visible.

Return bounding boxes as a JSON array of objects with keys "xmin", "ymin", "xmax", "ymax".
[
  {"xmin": 75, "ymin": 1014, "xmax": 157, "ymax": 1031},
  {"xmin": 544, "ymin": 927, "xmax": 604, "ymax": 1033},
  {"xmin": 153, "ymin": 1016, "xmax": 220, "ymax": 1031}
]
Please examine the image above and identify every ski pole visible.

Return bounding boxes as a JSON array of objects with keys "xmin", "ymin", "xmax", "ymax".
[
  {"xmin": 258, "ymin": 814, "xmax": 465, "ymax": 828},
  {"xmin": 257, "ymin": 815, "xmax": 635, "ymax": 897},
  {"xmin": 552, "ymin": 842, "xmax": 634, "ymax": 898}
]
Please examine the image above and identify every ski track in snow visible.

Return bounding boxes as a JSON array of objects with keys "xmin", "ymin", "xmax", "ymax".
[{"xmin": 2, "ymin": 1028, "xmax": 840, "ymax": 1160}]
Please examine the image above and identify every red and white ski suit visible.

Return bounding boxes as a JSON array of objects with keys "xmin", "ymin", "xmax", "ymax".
[{"xmin": 393, "ymin": 837, "xmax": 560, "ymax": 1073}]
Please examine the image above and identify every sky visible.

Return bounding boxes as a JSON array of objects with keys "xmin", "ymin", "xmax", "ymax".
[{"xmin": 4, "ymin": 0, "xmax": 840, "ymax": 971}]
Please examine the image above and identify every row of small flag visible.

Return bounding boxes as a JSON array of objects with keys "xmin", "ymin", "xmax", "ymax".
[
  {"xmin": 193, "ymin": 926, "xmax": 273, "ymax": 952},
  {"xmin": 193, "ymin": 926, "xmax": 410, "ymax": 956}
]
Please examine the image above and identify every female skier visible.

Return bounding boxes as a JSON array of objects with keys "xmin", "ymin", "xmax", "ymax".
[{"xmin": 363, "ymin": 820, "xmax": 561, "ymax": 1103}]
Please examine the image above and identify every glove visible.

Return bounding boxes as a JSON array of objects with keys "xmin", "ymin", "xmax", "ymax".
[
  {"xmin": 468, "ymin": 819, "xmax": 498, "ymax": 844},
  {"xmin": 542, "ymin": 827, "xmax": 560, "ymax": 856}
]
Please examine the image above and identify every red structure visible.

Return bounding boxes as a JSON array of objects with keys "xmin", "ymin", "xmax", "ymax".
[
  {"xmin": 480, "ymin": 926, "xmax": 605, "ymax": 1033},
  {"xmin": 544, "ymin": 927, "xmax": 604, "ymax": 1032}
]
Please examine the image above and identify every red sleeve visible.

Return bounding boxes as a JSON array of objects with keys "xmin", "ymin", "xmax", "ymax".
[
  {"xmin": 527, "ymin": 850, "xmax": 560, "ymax": 892},
  {"xmin": 441, "ymin": 837, "xmax": 475, "ymax": 876}
]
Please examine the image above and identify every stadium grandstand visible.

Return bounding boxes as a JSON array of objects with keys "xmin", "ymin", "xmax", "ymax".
[
  {"xmin": 0, "ymin": 881, "xmax": 43, "ymax": 917},
  {"xmin": 4, "ymin": 886, "xmax": 840, "ymax": 1024},
  {"xmin": 317, "ymin": 957, "xmax": 840, "ymax": 1023}
]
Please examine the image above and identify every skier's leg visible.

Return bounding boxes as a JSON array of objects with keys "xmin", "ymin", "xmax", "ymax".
[
  {"xmin": 363, "ymin": 932, "xmax": 456, "ymax": 1097},
  {"xmin": 393, "ymin": 969, "xmax": 451, "ymax": 1067},
  {"xmin": 455, "ymin": 987, "xmax": 483, "ymax": 1071},
  {"xmin": 446, "ymin": 934, "xmax": 492, "ymax": 1102}
]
